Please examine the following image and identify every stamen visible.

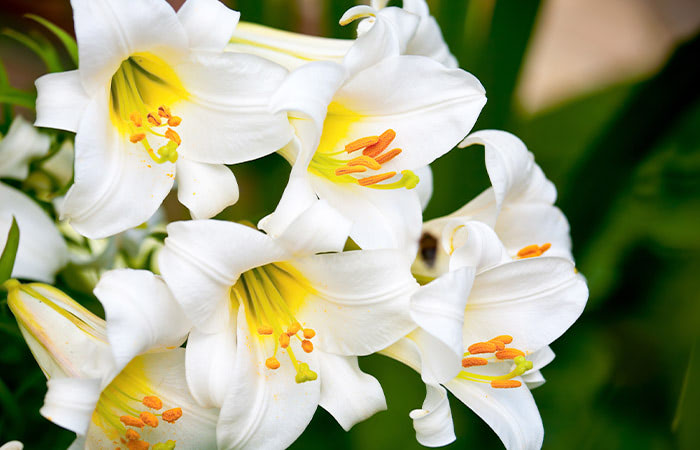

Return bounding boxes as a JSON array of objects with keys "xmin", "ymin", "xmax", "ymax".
[
  {"xmin": 517, "ymin": 243, "xmax": 552, "ymax": 259},
  {"xmin": 129, "ymin": 112, "xmax": 142, "ymax": 127},
  {"xmin": 358, "ymin": 171, "xmax": 396, "ymax": 186},
  {"xmin": 495, "ymin": 349, "xmax": 526, "ymax": 360},
  {"xmin": 157, "ymin": 105, "xmax": 171, "ymax": 118},
  {"xmin": 493, "ymin": 335, "xmax": 513, "ymax": 344},
  {"xmin": 120, "ymin": 415, "xmax": 145, "ymax": 428},
  {"xmin": 301, "ymin": 340, "xmax": 314, "ymax": 353},
  {"xmin": 139, "ymin": 411, "xmax": 158, "ymax": 428},
  {"xmin": 467, "ymin": 342, "xmax": 497, "ymax": 354},
  {"xmin": 125, "ymin": 429, "xmax": 140, "ymax": 441},
  {"xmin": 490, "ymin": 380, "xmax": 522, "ymax": 389},
  {"xmin": 287, "ymin": 322, "xmax": 301, "ymax": 336},
  {"xmin": 142, "ymin": 395, "xmax": 163, "ymax": 410},
  {"xmin": 164, "ymin": 128, "xmax": 181, "ymax": 145},
  {"xmin": 303, "ymin": 328, "xmax": 316, "ymax": 339},
  {"xmin": 257, "ymin": 326, "xmax": 274, "ymax": 335},
  {"xmin": 364, "ymin": 170, "xmax": 419, "ymax": 190},
  {"xmin": 462, "ymin": 357, "xmax": 489, "ymax": 367},
  {"xmin": 347, "ymin": 155, "xmax": 381, "ymax": 170},
  {"xmin": 363, "ymin": 129, "xmax": 396, "ymax": 157},
  {"xmin": 147, "ymin": 112, "xmax": 161, "ymax": 126},
  {"xmin": 335, "ymin": 166, "xmax": 367, "ymax": 176},
  {"xmin": 266, "ymin": 357, "xmax": 281, "ymax": 370},
  {"xmin": 127, "ymin": 441, "xmax": 150, "ymax": 450},
  {"xmin": 345, "ymin": 136, "xmax": 379, "ymax": 153},
  {"xmin": 130, "ymin": 133, "xmax": 146, "ymax": 143},
  {"xmin": 279, "ymin": 333, "xmax": 290, "ymax": 348},
  {"xmin": 162, "ymin": 408, "xmax": 183, "ymax": 424},
  {"xmin": 167, "ymin": 116, "xmax": 182, "ymax": 127},
  {"xmin": 152, "ymin": 441, "xmax": 177, "ymax": 450},
  {"xmin": 489, "ymin": 339, "xmax": 506, "ymax": 351},
  {"xmin": 374, "ymin": 148, "xmax": 402, "ymax": 164}
]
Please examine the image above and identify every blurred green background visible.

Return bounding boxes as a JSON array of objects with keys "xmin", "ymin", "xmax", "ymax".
[{"xmin": 1, "ymin": 0, "xmax": 700, "ymax": 448}]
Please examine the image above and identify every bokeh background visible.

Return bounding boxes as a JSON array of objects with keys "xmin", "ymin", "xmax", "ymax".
[{"xmin": 1, "ymin": 0, "xmax": 700, "ymax": 448}]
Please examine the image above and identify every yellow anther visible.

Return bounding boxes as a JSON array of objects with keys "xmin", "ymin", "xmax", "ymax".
[
  {"xmin": 265, "ymin": 357, "xmax": 281, "ymax": 370},
  {"xmin": 347, "ymin": 155, "xmax": 381, "ymax": 170},
  {"xmin": 162, "ymin": 408, "xmax": 182, "ymax": 424},
  {"xmin": 363, "ymin": 129, "xmax": 396, "ymax": 157},
  {"xmin": 127, "ymin": 440, "xmax": 149, "ymax": 450},
  {"xmin": 374, "ymin": 148, "xmax": 402, "ymax": 164},
  {"xmin": 130, "ymin": 133, "xmax": 146, "ymax": 143},
  {"xmin": 129, "ymin": 112, "xmax": 143, "ymax": 127},
  {"xmin": 490, "ymin": 380, "xmax": 522, "ymax": 389},
  {"xmin": 139, "ymin": 411, "xmax": 158, "ymax": 428},
  {"xmin": 517, "ymin": 243, "xmax": 552, "ymax": 259},
  {"xmin": 257, "ymin": 326, "xmax": 274, "ymax": 335},
  {"xmin": 462, "ymin": 357, "xmax": 489, "ymax": 367},
  {"xmin": 345, "ymin": 135, "xmax": 379, "ymax": 153},
  {"xmin": 495, "ymin": 348, "xmax": 526, "ymax": 360},
  {"xmin": 157, "ymin": 105, "xmax": 171, "ymax": 118},
  {"xmin": 142, "ymin": 395, "xmax": 163, "ymax": 410},
  {"xmin": 167, "ymin": 116, "xmax": 182, "ymax": 127},
  {"xmin": 301, "ymin": 340, "xmax": 314, "ymax": 353},
  {"xmin": 358, "ymin": 171, "xmax": 396, "ymax": 186},
  {"xmin": 303, "ymin": 328, "xmax": 316, "ymax": 339},
  {"xmin": 287, "ymin": 322, "xmax": 301, "ymax": 336},
  {"xmin": 147, "ymin": 112, "xmax": 161, "ymax": 126},
  {"xmin": 489, "ymin": 339, "xmax": 506, "ymax": 351},
  {"xmin": 493, "ymin": 335, "xmax": 513, "ymax": 345},
  {"xmin": 125, "ymin": 429, "xmax": 140, "ymax": 441},
  {"xmin": 467, "ymin": 342, "xmax": 497, "ymax": 354},
  {"xmin": 120, "ymin": 415, "xmax": 145, "ymax": 428},
  {"xmin": 335, "ymin": 166, "xmax": 367, "ymax": 176},
  {"xmin": 279, "ymin": 333, "xmax": 290, "ymax": 348},
  {"xmin": 164, "ymin": 128, "xmax": 181, "ymax": 145}
]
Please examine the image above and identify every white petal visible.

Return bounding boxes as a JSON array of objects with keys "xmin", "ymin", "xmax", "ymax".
[
  {"xmin": 409, "ymin": 383, "xmax": 456, "ymax": 447},
  {"xmin": 444, "ymin": 220, "xmax": 509, "ymax": 272},
  {"xmin": 61, "ymin": 96, "xmax": 175, "ymax": 239},
  {"xmin": 40, "ymin": 377, "xmax": 102, "ymax": 435},
  {"xmin": 409, "ymin": 267, "xmax": 473, "ymax": 383},
  {"xmin": 34, "ymin": 70, "xmax": 90, "ymax": 133},
  {"xmin": 403, "ymin": 0, "xmax": 458, "ymax": 67},
  {"xmin": 173, "ymin": 51, "xmax": 292, "ymax": 164},
  {"xmin": 294, "ymin": 249, "xmax": 417, "ymax": 356},
  {"xmin": 415, "ymin": 165, "xmax": 433, "ymax": 211},
  {"xmin": 464, "ymin": 258, "xmax": 588, "ymax": 353},
  {"xmin": 0, "ymin": 116, "xmax": 50, "ymax": 180},
  {"xmin": 159, "ymin": 220, "xmax": 288, "ymax": 331},
  {"xmin": 496, "ymin": 203, "xmax": 573, "ymax": 261},
  {"xmin": 522, "ymin": 346, "xmax": 556, "ymax": 389},
  {"xmin": 66, "ymin": 437, "xmax": 84, "ymax": 450},
  {"xmin": 0, "ymin": 441, "xmax": 24, "ymax": 450},
  {"xmin": 41, "ymin": 141, "xmax": 74, "ymax": 187},
  {"xmin": 94, "ymin": 269, "xmax": 191, "ymax": 370},
  {"xmin": 318, "ymin": 353, "xmax": 386, "ymax": 431},
  {"xmin": 380, "ymin": 335, "xmax": 422, "ymax": 372},
  {"xmin": 445, "ymin": 377, "xmax": 544, "ymax": 450},
  {"xmin": 177, "ymin": 0, "xmax": 240, "ymax": 51},
  {"xmin": 175, "ymin": 159, "xmax": 239, "ymax": 219},
  {"xmin": 71, "ymin": 0, "xmax": 187, "ymax": 93},
  {"xmin": 185, "ymin": 327, "xmax": 237, "ymax": 408},
  {"xmin": 217, "ymin": 305, "xmax": 319, "ymax": 450},
  {"xmin": 0, "ymin": 183, "xmax": 67, "ymax": 282},
  {"xmin": 257, "ymin": 174, "xmax": 318, "ymax": 238}
]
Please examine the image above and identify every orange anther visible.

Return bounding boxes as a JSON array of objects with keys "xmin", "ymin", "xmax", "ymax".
[
  {"xmin": 495, "ymin": 349, "xmax": 526, "ymax": 360},
  {"xmin": 279, "ymin": 333, "xmax": 290, "ymax": 348},
  {"xmin": 462, "ymin": 357, "xmax": 489, "ymax": 367},
  {"xmin": 162, "ymin": 408, "xmax": 183, "ymax": 424},
  {"xmin": 490, "ymin": 380, "xmax": 522, "ymax": 389},
  {"xmin": 347, "ymin": 155, "xmax": 381, "ymax": 170},
  {"xmin": 147, "ymin": 113, "xmax": 161, "ymax": 126},
  {"xmin": 335, "ymin": 166, "xmax": 367, "ymax": 176},
  {"xmin": 157, "ymin": 105, "xmax": 171, "ymax": 118},
  {"xmin": 126, "ymin": 441, "xmax": 149, "ymax": 450},
  {"xmin": 345, "ymin": 136, "xmax": 379, "ymax": 153},
  {"xmin": 120, "ymin": 415, "xmax": 145, "ymax": 428},
  {"xmin": 302, "ymin": 340, "xmax": 314, "ymax": 353},
  {"xmin": 358, "ymin": 171, "xmax": 396, "ymax": 186},
  {"xmin": 492, "ymin": 335, "xmax": 513, "ymax": 345},
  {"xmin": 287, "ymin": 322, "xmax": 301, "ymax": 336},
  {"xmin": 165, "ymin": 128, "xmax": 181, "ymax": 145},
  {"xmin": 363, "ymin": 129, "xmax": 396, "ymax": 157},
  {"xmin": 265, "ymin": 357, "xmax": 281, "ymax": 369},
  {"xmin": 130, "ymin": 133, "xmax": 146, "ymax": 143},
  {"xmin": 167, "ymin": 116, "xmax": 182, "ymax": 127},
  {"xmin": 303, "ymin": 328, "xmax": 316, "ymax": 339},
  {"xmin": 129, "ymin": 112, "xmax": 142, "ymax": 127},
  {"xmin": 489, "ymin": 339, "xmax": 506, "ymax": 351},
  {"xmin": 517, "ymin": 243, "xmax": 551, "ymax": 259},
  {"xmin": 142, "ymin": 395, "xmax": 163, "ymax": 410},
  {"xmin": 467, "ymin": 342, "xmax": 497, "ymax": 354},
  {"xmin": 540, "ymin": 243, "xmax": 552, "ymax": 252},
  {"xmin": 139, "ymin": 411, "xmax": 158, "ymax": 428},
  {"xmin": 374, "ymin": 148, "xmax": 402, "ymax": 164},
  {"xmin": 125, "ymin": 429, "xmax": 140, "ymax": 441},
  {"xmin": 257, "ymin": 326, "xmax": 273, "ymax": 335}
]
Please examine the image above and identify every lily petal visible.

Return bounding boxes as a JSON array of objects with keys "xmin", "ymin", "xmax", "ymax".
[
  {"xmin": 409, "ymin": 383, "xmax": 456, "ymax": 447},
  {"xmin": 445, "ymin": 220, "xmax": 509, "ymax": 272},
  {"xmin": 414, "ymin": 165, "xmax": 434, "ymax": 211},
  {"xmin": 34, "ymin": 70, "xmax": 90, "ymax": 133},
  {"xmin": 185, "ymin": 327, "xmax": 237, "ymax": 408},
  {"xmin": 175, "ymin": 159, "xmax": 239, "ymax": 219},
  {"xmin": 177, "ymin": 0, "xmax": 240, "ymax": 51},
  {"xmin": 40, "ymin": 377, "xmax": 102, "ymax": 435},
  {"xmin": 0, "ymin": 116, "xmax": 50, "ymax": 180},
  {"xmin": 403, "ymin": 0, "xmax": 458, "ymax": 67}
]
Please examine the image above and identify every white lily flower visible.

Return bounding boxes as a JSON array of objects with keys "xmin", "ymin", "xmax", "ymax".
[
  {"xmin": 0, "ymin": 442, "xmax": 23, "ymax": 450},
  {"xmin": 5, "ymin": 271, "xmax": 217, "ymax": 449},
  {"xmin": 0, "ymin": 115, "xmax": 51, "ymax": 181},
  {"xmin": 158, "ymin": 200, "xmax": 418, "ymax": 449},
  {"xmin": 35, "ymin": 0, "xmax": 293, "ymax": 239},
  {"xmin": 262, "ymin": 13, "xmax": 485, "ymax": 252},
  {"xmin": 0, "ymin": 183, "xmax": 67, "ymax": 282}
]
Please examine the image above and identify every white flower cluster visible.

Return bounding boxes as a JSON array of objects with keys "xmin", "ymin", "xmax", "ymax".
[{"xmin": 0, "ymin": 1, "xmax": 588, "ymax": 449}]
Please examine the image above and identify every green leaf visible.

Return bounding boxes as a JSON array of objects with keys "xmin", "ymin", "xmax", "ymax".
[
  {"xmin": 0, "ymin": 216, "xmax": 20, "ymax": 285},
  {"xmin": 25, "ymin": 14, "xmax": 79, "ymax": 67},
  {"xmin": 1, "ymin": 28, "xmax": 63, "ymax": 73},
  {"xmin": 0, "ymin": 88, "xmax": 37, "ymax": 109}
]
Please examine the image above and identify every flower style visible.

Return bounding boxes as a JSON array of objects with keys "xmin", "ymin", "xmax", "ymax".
[
  {"xmin": 0, "ymin": 115, "xmax": 51, "ymax": 180},
  {"xmin": 5, "ymin": 271, "xmax": 217, "ymax": 449},
  {"xmin": 262, "ymin": 12, "xmax": 485, "ymax": 251},
  {"xmin": 35, "ymin": 0, "xmax": 293, "ymax": 239},
  {"xmin": 157, "ymin": 201, "xmax": 418, "ymax": 449}
]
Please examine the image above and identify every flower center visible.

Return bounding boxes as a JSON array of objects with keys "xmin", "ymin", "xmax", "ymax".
[
  {"xmin": 94, "ymin": 359, "xmax": 182, "ymax": 449},
  {"xmin": 231, "ymin": 263, "xmax": 318, "ymax": 383},
  {"xmin": 515, "ymin": 243, "xmax": 551, "ymax": 259},
  {"xmin": 109, "ymin": 53, "xmax": 187, "ymax": 164},
  {"xmin": 458, "ymin": 335, "xmax": 534, "ymax": 389},
  {"xmin": 309, "ymin": 128, "xmax": 419, "ymax": 189}
]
